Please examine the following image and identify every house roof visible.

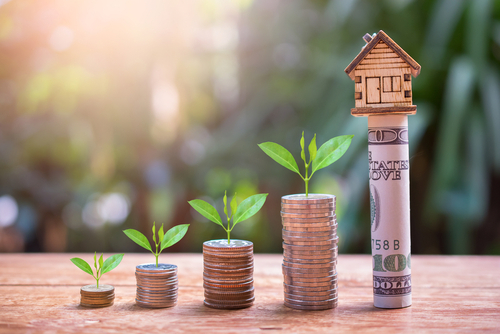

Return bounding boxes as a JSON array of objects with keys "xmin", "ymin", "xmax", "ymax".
[{"xmin": 344, "ymin": 30, "xmax": 421, "ymax": 80}]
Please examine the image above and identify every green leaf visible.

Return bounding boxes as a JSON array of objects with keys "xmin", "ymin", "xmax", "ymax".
[
  {"xmin": 311, "ymin": 135, "xmax": 354, "ymax": 174},
  {"xmin": 161, "ymin": 224, "xmax": 190, "ymax": 251},
  {"xmin": 233, "ymin": 193, "xmax": 268, "ymax": 225},
  {"xmin": 98, "ymin": 253, "xmax": 103, "ymax": 269},
  {"xmin": 188, "ymin": 199, "xmax": 224, "ymax": 228},
  {"xmin": 94, "ymin": 252, "xmax": 97, "ymax": 270},
  {"xmin": 152, "ymin": 221, "xmax": 156, "ymax": 244},
  {"xmin": 258, "ymin": 142, "xmax": 301, "ymax": 176},
  {"xmin": 230, "ymin": 193, "xmax": 237, "ymax": 218},
  {"xmin": 300, "ymin": 131, "xmax": 306, "ymax": 163},
  {"xmin": 223, "ymin": 191, "xmax": 228, "ymax": 218},
  {"xmin": 70, "ymin": 258, "xmax": 94, "ymax": 276},
  {"xmin": 101, "ymin": 254, "xmax": 124, "ymax": 275},
  {"xmin": 308, "ymin": 133, "xmax": 317, "ymax": 163},
  {"xmin": 158, "ymin": 224, "xmax": 164, "ymax": 243},
  {"xmin": 123, "ymin": 229, "xmax": 153, "ymax": 252}
]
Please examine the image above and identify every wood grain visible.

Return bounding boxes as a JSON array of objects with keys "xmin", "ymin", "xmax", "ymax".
[{"xmin": 0, "ymin": 254, "xmax": 499, "ymax": 333}]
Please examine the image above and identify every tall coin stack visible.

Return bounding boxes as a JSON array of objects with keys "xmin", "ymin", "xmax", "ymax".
[
  {"xmin": 203, "ymin": 239, "xmax": 255, "ymax": 309},
  {"xmin": 281, "ymin": 194, "xmax": 338, "ymax": 310},
  {"xmin": 135, "ymin": 263, "xmax": 178, "ymax": 308},
  {"xmin": 80, "ymin": 284, "xmax": 114, "ymax": 308}
]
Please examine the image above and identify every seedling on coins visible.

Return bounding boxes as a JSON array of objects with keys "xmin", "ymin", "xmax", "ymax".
[
  {"xmin": 188, "ymin": 191, "xmax": 268, "ymax": 244},
  {"xmin": 259, "ymin": 132, "xmax": 353, "ymax": 196},
  {"xmin": 70, "ymin": 253, "xmax": 124, "ymax": 288},
  {"xmin": 123, "ymin": 222, "xmax": 190, "ymax": 267}
]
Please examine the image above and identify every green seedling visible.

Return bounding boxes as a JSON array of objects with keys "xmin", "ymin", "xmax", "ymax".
[
  {"xmin": 188, "ymin": 191, "xmax": 268, "ymax": 244},
  {"xmin": 123, "ymin": 222, "xmax": 190, "ymax": 267},
  {"xmin": 259, "ymin": 132, "xmax": 353, "ymax": 196},
  {"xmin": 70, "ymin": 253, "xmax": 124, "ymax": 289}
]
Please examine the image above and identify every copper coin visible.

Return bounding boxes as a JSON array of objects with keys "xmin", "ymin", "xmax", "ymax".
[
  {"xmin": 282, "ymin": 226, "xmax": 334, "ymax": 233},
  {"xmin": 204, "ymin": 296, "xmax": 255, "ymax": 304},
  {"xmin": 283, "ymin": 257, "xmax": 336, "ymax": 265},
  {"xmin": 282, "ymin": 194, "xmax": 335, "ymax": 204},
  {"xmin": 204, "ymin": 300, "xmax": 253, "ymax": 309},
  {"xmin": 204, "ymin": 265, "xmax": 254, "ymax": 272},
  {"xmin": 282, "ymin": 229, "xmax": 335, "ymax": 237},
  {"xmin": 281, "ymin": 213, "xmax": 335, "ymax": 220},
  {"xmin": 80, "ymin": 301, "xmax": 114, "ymax": 308},
  {"xmin": 282, "ymin": 243, "xmax": 336, "ymax": 251},
  {"xmin": 283, "ymin": 249, "xmax": 336, "ymax": 257},
  {"xmin": 283, "ymin": 240, "xmax": 337, "ymax": 247},
  {"xmin": 284, "ymin": 301, "xmax": 336, "ymax": 310},
  {"xmin": 204, "ymin": 291, "xmax": 254, "ymax": 301},
  {"xmin": 281, "ymin": 208, "xmax": 335, "ymax": 215},
  {"xmin": 282, "ymin": 234, "xmax": 336, "ymax": 242},
  {"xmin": 203, "ymin": 281, "xmax": 253, "ymax": 289},
  {"xmin": 136, "ymin": 299, "xmax": 176, "ymax": 309},
  {"xmin": 203, "ymin": 252, "xmax": 254, "ymax": 259},
  {"xmin": 282, "ymin": 216, "xmax": 337, "ymax": 224},
  {"xmin": 136, "ymin": 277, "xmax": 178, "ymax": 284},
  {"xmin": 281, "ymin": 203, "xmax": 335, "ymax": 210},
  {"xmin": 204, "ymin": 259, "xmax": 254, "ymax": 267},
  {"xmin": 81, "ymin": 294, "xmax": 115, "ymax": 301},
  {"xmin": 136, "ymin": 263, "xmax": 177, "ymax": 273},
  {"xmin": 282, "ymin": 222, "xmax": 336, "ymax": 230},
  {"xmin": 203, "ymin": 274, "xmax": 253, "ymax": 282}
]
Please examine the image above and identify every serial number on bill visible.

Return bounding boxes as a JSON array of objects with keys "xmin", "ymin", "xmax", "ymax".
[{"xmin": 371, "ymin": 239, "xmax": 400, "ymax": 251}]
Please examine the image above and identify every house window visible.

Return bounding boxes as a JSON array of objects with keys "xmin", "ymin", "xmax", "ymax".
[
  {"xmin": 404, "ymin": 74, "xmax": 411, "ymax": 81},
  {"xmin": 382, "ymin": 76, "xmax": 401, "ymax": 92},
  {"xmin": 355, "ymin": 76, "xmax": 362, "ymax": 83}
]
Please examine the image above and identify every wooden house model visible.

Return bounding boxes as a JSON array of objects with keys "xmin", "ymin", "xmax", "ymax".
[{"xmin": 345, "ymin": 30, "xmax": 421, "ymax": 117}]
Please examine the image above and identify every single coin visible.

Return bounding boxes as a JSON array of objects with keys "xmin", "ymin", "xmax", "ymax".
[
  {"xmin": 136, "ymin": 299, "xmax": 176, "ymax": 309},
  {"xmin": 81, "ymin": 284, "xmax": 114, "ymax": 294},
  {"xmin": 203, "ymin": 239, "xmax": 253, "ymax": 249},
  {"xmin": 136, "ymin": 263, "xmax": 177, "ymax": 273},
  {"xmin": 284, "ymin": 301, "xmax": 336, "ymax": 310},
  {"xmin": 282, "ymin": 194, "xmax": 335, "ymax": 204}
]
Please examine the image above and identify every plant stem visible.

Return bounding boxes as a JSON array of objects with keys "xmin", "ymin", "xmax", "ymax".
[
  {"xmin": 227, "ymin": 229, "xmax": 230, "ymax": 244},
  {"xmin": 96, "ymin": 278, "xmax": 99, "ymax": 289},
  {"xmin": 155, "ymin": 243, "xmax": 159, "ymax": 267},
  {"xmin": 305, "ymin": 163, "xmax": 309, "ymax": 197}
]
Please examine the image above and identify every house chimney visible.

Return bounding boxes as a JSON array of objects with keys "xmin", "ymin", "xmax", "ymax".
[{"xmin": 363, "ymin": 33, "xmax": 372, "ymax": 43}]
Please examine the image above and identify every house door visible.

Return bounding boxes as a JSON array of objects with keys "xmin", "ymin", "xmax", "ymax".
[{"xmin": 366, "ymin": 77, "xmax": 381, "ymax": 104}]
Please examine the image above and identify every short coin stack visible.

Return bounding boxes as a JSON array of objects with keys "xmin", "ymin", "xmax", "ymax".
[
  {"xmin": 80, "ymin": 284, "xmax": 114, "ymax": 308},
  {"xmin": 135, "ymin": 263, "xmax": 178, "ymax": 308},
  {"xmin": 281, "ymin": 194, "xmax": 338, "ymax": 310},
  {"xmin": 203, "ymin": 239, "xmax": 255, "ymax": 309}
]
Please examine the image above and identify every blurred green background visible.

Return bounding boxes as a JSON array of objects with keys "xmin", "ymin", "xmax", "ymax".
[{"xmin": 0, "ymin": 0, "xmax": 499, "ymax": 255}]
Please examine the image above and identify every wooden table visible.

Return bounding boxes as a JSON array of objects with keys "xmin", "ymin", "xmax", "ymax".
[{"xmin": 0, "ymin": 254, "xmax": 499, "ymax": 333}]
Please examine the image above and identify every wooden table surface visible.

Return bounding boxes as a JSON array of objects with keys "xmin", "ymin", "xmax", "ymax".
[{"xmin": 0, "ymin": 254, "xmax": 499, "ymax": 333}]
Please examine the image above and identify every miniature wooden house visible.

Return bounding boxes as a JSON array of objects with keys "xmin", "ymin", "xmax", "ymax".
[{"xmin": 345, "ymin": 30, "xmax": 421, "ymax": 116}]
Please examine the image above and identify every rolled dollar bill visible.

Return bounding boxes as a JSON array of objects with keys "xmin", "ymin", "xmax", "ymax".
[{"xmin": 368, "ymin": 115, "xmax": 411, "ymax": 309}]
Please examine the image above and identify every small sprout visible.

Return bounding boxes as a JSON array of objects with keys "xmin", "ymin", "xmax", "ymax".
[
  {"xmin": 259, "ymin": 132, "xmax": 354, "ymax": 196},
  {"xmin": 70, "ymin": 253, "xmax": 124, "ymax": 289},
  {"xmin": 123, "ymin": 223, "xmax": 190, "ymax": 267},
  {"xmin": 188, "ymin": 191, "xmax": 268, "ymax": 244}
]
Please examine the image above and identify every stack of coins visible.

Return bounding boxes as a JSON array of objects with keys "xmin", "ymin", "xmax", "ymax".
[
  {"xmin": 281, "ymin": 194, "xmax": 338, "ymax": 310},
  {"xmin": 135, "ymin": 263, "xmax": 178, "ymax": 308},
  {"xmin": 203, "ymin": 239, "xmax": 255, "ymax": 309},
  {"xmin": 80, "ymin": 284, "xmax": 114, "ymax": 308}
]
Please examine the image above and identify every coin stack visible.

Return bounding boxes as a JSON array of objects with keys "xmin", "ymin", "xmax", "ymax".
[
  {"xmin": 281, "ymin": 194, "xmax": 338, "ymax": 310},
  {"xmin": 80, "ymin": 284, "xmax": 114, "ymax": 308},
  {"xmin": 135, "ymin": 263, "xmax": 178, "ymax": 308},
  {"xmin": 203, "ymin": 239, "xmax": 255, "ymax": 309}
]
